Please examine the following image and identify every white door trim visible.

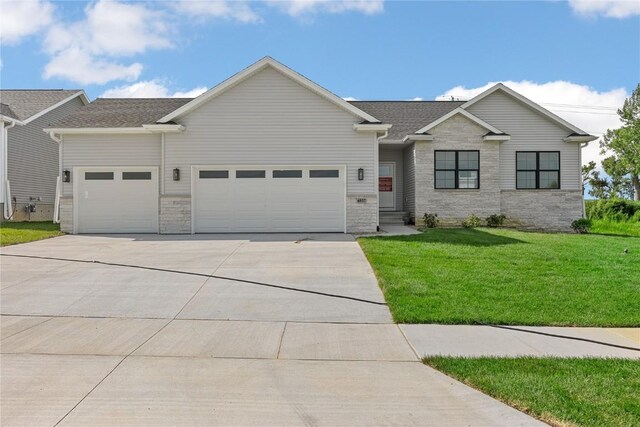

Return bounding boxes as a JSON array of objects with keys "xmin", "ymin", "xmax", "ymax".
[{"xmin": 378, "ymin": 161, "xmax": 396, "ymax": 211}]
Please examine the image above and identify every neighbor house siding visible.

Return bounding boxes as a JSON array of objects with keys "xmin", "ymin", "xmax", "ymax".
[
  {"xmin": 7, "ymin": 97, "xmax": 84, "ymax": 210},
  {"xmin": 164, "ymin": 67, "xmax": 376, "ymax": 199},
  {"xmin": 379, "ymin": 148, "xmax": 403, "ymax": 211},
  {"xmin": 466, "ymin": 91, "xmax": 581, "ymax": 190},
  {"xmin": 403, "ymin": 144, "xmax": 415, "ymax": 220},
  {"xmin": 61, "ymin": 134, "xmax": 161, "ymax": 197}
]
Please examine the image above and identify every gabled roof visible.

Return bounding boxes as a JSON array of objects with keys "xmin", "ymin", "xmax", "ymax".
[
  {"xmin": 158, "ymin": 56, "xmax": 380, "ymax": 124},
  {"xmin": 0, "ymin": 103, "xmax": 20, "ymax": 122},
  {"xmin": 415, "ymin": 107, "xmax": 505, "ymax": 135},
  {"xmin": 49, "ymin": 98, "xmax": 192, "ymax": 128},
  {"xmin": 460, "ymin": 83, "xmax": 589, "ymax": 135},
  {"xmin": 0, "ymin": 90, "xmax": 88, "ymax": 124},
  {"xmin": 349, "ymin": 101, "xmax": 463, "ymax": 141}
]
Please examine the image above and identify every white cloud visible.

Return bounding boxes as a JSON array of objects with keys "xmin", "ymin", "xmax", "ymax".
[
  {"xmin": 0, "ymin": 0, "xmax": 53, "ymax": 45},
  {"xmin": 43, "ymin": 0, "xmax": 172, "ymax": 85},
  {"xmin": 410, "ymin": 97, "xmax": 424, "ymax": 101},
  {"xmin": 101, "ymin": 80, "xmax": 207, "ymax": 98},
  {"xmin": 173, "ymin": 0, "xmax": 261, "ymax": 23},
  {"xmin": 266, "ymin": 0, "xmax": 384, "ymax": 17},
  {"xmin": 569, "ymin": 0, "xmax": 640, "ymax": 18},
  {"xmin": 342, "ymin": 96, "xmax": 358, "ymax": 101},
  {"xmin": 437, "ymin": 80, "xmax": 628, "ymax": 166}
]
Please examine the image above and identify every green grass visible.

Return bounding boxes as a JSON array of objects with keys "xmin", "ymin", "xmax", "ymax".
[
  {"xmin": 590, "ymin": 219, "xmax": 640, "ymax": 237},
  {"xmin": 358, "ymin": 228, "xmax": 640, "ymax": 326},
  {"xmin": 423, "ymin": 357, "xmax": 640, "ymax": 427},
  {"xmin": 0, "ymin": 221, "xmax": 63, "ymax": 246}
]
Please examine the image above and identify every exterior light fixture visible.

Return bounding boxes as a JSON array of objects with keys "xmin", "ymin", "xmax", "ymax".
[
  {"xmin": 62, "ymin": 170, "xmax": 71, "ymax": 183},
  {"xmin": 173, "ymin": 168, "xmax": 180, "ymax": 181},
  {"xmin": 358, "ymin": 168, "xmax": 364, "ymax": 181}
]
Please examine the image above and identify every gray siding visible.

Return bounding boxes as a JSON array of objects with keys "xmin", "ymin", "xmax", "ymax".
[
  {"xmin": 466, "ymin": 91, "xmax": 581, "ymax": 190},
  {"xmin": 62, "ymin": 134, "xmax": 161, "ymax": 196},
  {"xmin": 403, "ymin": 144, "xmax": 415, "ymax": 219},
  {"xmin": 379, "ymin": 148, "xmax": 403, "ymax": 210},
  {"xmin": 164, "ymin": 67, "xmax": 376, "ymax": 197},
  {"xmin": 7, "ymin": 97, "xmax": 84, "ymax": 204}
]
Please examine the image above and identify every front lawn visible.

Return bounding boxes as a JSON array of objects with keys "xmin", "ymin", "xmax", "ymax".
[
  {"xmin": 0, "ymin": 221, "xmax": 63, "ymax": 246},
  {"xmin": 424, "ymin": 357, "xmax": 640, "ymax": 427},
  {"xmin": 590, "ymin": 219, "xmax": 640, "ymax": 237},
  {"xmin": 358, "ymin": 228, "xmax": 639, "ymax": 326}
]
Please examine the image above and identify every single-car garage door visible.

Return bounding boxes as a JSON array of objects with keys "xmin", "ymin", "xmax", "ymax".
[
  {"xmin": 75, "ymin": 167, "xmax": 159, "ymax": 233},
  {"xmin": 193, "ymin": 166, "xmax": 345, "ymax": 233}
]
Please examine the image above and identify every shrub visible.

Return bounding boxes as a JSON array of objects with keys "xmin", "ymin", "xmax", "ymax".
[
  {"xmin": 585, "ymin": 199, "xmax": 640, "ymax": 222},
  {"xmin": 422, "ymin": 213, "xmax": 439, "ymax": 229},
  {"xmin": 462, "ymin": 214, "xmax": 481, "ymax": 228},
  {"xmin": 571, "ymin": 218, "xmax": 592, "ymax": 234},
  {"xmin": 486, "ymin": 214, "xmax": 506, "ymax": 228}
]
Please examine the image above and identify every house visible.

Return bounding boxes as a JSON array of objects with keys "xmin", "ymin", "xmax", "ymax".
[
  {"xmin": 44, "ymin": 57, "xmax": 596, "ymax": 234},
  {"xmin": 1, "ymin": 90, "xmax": 88, "ymax": 221}
]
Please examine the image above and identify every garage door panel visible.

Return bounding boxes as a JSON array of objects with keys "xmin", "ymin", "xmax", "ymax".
[
  {"xmin": 194, "ymin": 166, "xmax": 345, "ymax": 233},
  {"xmin": 76, "ymin": 168, "xmax": 158, "ymax": 233}
]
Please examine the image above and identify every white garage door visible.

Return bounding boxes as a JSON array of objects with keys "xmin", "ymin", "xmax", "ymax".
[
  {"xmin": 75, "ymin": 167, "xmax": 158, "ymax": 233},
  {"xmin": 193, "ymin": 166, "xmax": 345, "ymax": 233}
]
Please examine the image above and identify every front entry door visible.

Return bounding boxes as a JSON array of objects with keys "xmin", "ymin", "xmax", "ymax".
[{"xmin": 379, "ymin": 162, "xmax": 395, "ymax": 210}]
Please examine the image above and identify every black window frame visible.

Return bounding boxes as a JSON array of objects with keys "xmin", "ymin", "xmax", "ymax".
[
  {"xmin": 434, "ymin": 150, "xmax": 480, "ymax": 189},
  {"xmin": 516, "ymin": 151, "xmax": 560, "ymax": 190}
]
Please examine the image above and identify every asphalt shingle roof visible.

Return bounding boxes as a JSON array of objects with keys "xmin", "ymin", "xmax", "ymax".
[
  {"xmin": 50, "ymin": 98, "xmax": 193, "ymax": 128},
  {"xmin": 349, "ymin": 101, "xmax": 465, "ymax": 140},
  {"xmin": 48, "ymin": 97, "xmax": 465, "ymax": 140},
  {"xmin": 0, "ymin": 90, "xmax": 83, "ymax": 121},
  {"xmin": 0, "ymin": 103, "xmax": 19, "ymax": 121}
]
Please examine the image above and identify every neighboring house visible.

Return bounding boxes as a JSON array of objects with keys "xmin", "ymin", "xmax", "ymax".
[
  {"xmin": 1, "ymin": 90, "xmax": 89, "ymax": 221},
  {"xmin": 45, "ymin": 57, "xmax": 595, "ymax": 234}
]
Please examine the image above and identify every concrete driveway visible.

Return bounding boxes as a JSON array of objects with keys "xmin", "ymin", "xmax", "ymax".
[{"xmin": 1, "ymin": 234, "xmax": 542, "ymax": 426}]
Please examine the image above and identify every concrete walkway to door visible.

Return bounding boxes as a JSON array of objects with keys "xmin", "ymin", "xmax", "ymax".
[{"xmin": 1, "ymin": 234, "xmax": 542, "ymax": 426}]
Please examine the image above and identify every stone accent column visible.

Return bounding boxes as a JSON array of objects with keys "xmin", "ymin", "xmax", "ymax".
[
  {"xmin": 346, "ymin": 194, "xmax": 377, "ymax": 233},
  {"xmin": 59, "ymin": 196, "xmax": 73, "ymax": 233},
  {"xmin": 500, "ymin": 190, "xmax": 583, "ymax": 231},
  {"xmin": 160, "ymin": 196, "xmax": 191, "ymax": 234}
]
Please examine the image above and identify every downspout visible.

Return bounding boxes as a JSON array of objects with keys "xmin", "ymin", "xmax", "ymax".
[
  {"xmin": 3, "ymin": 121, "xmax": 17, "ymax": 219},
  {"xmin": 375, "ymin": 130, "xmax": 389, "ymax": 230},
  {"xmin": 49, "ymin": 131, "xmax": 63, "ymax": 223},
  {"xmin": 161, "ymin": 133, "xmax": 165, "ymax": 195},
  {"xmin": 580, "ymin": 141, "xmax": 588, "ymax": 218}
]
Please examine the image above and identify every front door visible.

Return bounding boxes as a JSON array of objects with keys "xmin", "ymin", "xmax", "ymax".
[{"xmin": 379, "ymin": 162, "xmax": 395, "ymax": 210}]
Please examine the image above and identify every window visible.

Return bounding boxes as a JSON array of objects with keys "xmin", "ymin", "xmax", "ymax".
[
  {"xmin": 310, "ymin": 170, "xmax": 339, "ymax": 178},
  {"xmin": 199, "ymin": 170, "xmax": 228, "ymax": 179},
  {"xmin": 273, "ymin": 170, "xmax": 302, "ymax": 178},
  {"xmin": 85, "ymin": 172, "xmax": 114, "ymax": 180},
  {"xmin": 122, "ymin": 172, "xmax": 151, "ymax": 180},
  {"xmin": 236, "ymin": 170, "xmax": 265, "ymax": 178},
  {"xmin": 434, "ymin": 151, "xmax": 479, "ymax": 189},
  {"xmin": 516, "ymin": 152, "xmax": 560, "ymax": 189}
]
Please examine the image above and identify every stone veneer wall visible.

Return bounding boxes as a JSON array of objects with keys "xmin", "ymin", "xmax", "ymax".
[
  {"xmin": 59, "ymin": 196, "xmax": 73, "ymax": 233},
  {"xmin": 501, "ymin": 190, "xmax": 583, "ymax": 231},
  {"xmin": 160, "ymin": 196, "xmax": 191, "ymax": 234},
  {"xmin": 346, "ymin": 194, "xmax": 377, "ymax": 233},
  {"xmin": 415, "ymin": 114, "xmax": 502, "ymax": 226}
]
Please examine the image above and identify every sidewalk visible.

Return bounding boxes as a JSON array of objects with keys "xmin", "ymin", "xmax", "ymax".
[{"xmin": 401, "ymin": 325, "xmax": 640, "ymax": 358}]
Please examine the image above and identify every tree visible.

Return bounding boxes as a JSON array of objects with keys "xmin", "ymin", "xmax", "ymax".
[
  {"xmin": 600, "ymin": 83, "xmax": 640, "ymax": 200},
  {"xmin": 581, "ymin": 161, "xmax": 596, "ymax": 194}
]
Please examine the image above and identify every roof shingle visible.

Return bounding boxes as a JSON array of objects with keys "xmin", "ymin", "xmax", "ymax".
[{"xmin": 0, "ymin": 90, "xmax": 83, "ymax": 121}]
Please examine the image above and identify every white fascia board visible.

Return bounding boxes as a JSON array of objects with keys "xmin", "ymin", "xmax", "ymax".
[
  {"xmin": 43, "ymin": 127, "xmax": 153, "ymax": 135},
  {"xmin": 460, "ymin": 83, "xmax": 590, "ymax": 135},
  {"xmin": 483, "ymin": 135, "xmax": 511, "ymax": 142},
  {"xmin": 158, "ymin": 57, "xmax": 380, "ymax": 124},
  {"xmin": 22, "ymin": 91, "xmax": 89, "ymax": 125},
  {"xmin": 0, "ymin": 116, "xmax": 24, "ymax": 126},
  {"xmin": 142, "ymin": 124, "xmax": 185, "ymax": 133},
  {"xmin": 563, "ymin": 135, "xmax": 598, "ymax": 143},
  {"xmin": 415, "ymin": 108, "xmax": 504, "ymax": 135},
  {"xmin": 402, "ymin": 134, "xmax": 434, "ymax": 142},
  {"xmin": 353, "ymin": 123, "xmax": 392, "ymax": 132}
]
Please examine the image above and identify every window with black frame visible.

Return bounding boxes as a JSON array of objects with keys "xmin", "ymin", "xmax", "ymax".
[
  {"xmin": 434, "ymin": 150, "xmax": 479, "ymax": 189},
  {"xmin": 516, "ymin": 151, "xmax": 560, "ymax": 189}
]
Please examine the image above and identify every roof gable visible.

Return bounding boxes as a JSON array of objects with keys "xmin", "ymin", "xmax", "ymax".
[
  {"xmin": 460, "ymin": 83, "xmax": 588, "ymax": 135},
  {"xmin": 0, "ymin": 90, "xmax": 88, "ymax": 124},
  {"xmin": 158, "ymin": 57, "xmax": 379, "ymax": 124},
  {"xmin": 415, "ymin": 108, "xmax": 505, "ymax": 135}
]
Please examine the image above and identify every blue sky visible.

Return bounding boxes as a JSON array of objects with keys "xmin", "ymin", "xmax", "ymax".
[{"xmin": 1, "ymin": 0, "xmax": 639, "ymax": 165}]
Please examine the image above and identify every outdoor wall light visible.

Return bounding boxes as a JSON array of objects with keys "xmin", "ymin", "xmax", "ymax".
[
  {"xmin": 358, "ymin": 168, "xmax": 364, "ymax": 181},
  {"xmin": 173, "ymin": 168, "xmax": 180, "ymax": 181},
  {"xmin": 62, "ymin": 170, "xmax": 71, "ymax": 183}
]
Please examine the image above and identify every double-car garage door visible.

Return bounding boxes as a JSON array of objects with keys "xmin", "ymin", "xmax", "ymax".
[
  {"xmin": 193, "ymin": 166, "xmax": 345, "ymax": 233},
  {"xmin": 74, "ymin": 165, "xmax": 345, "ymax": 233}
]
